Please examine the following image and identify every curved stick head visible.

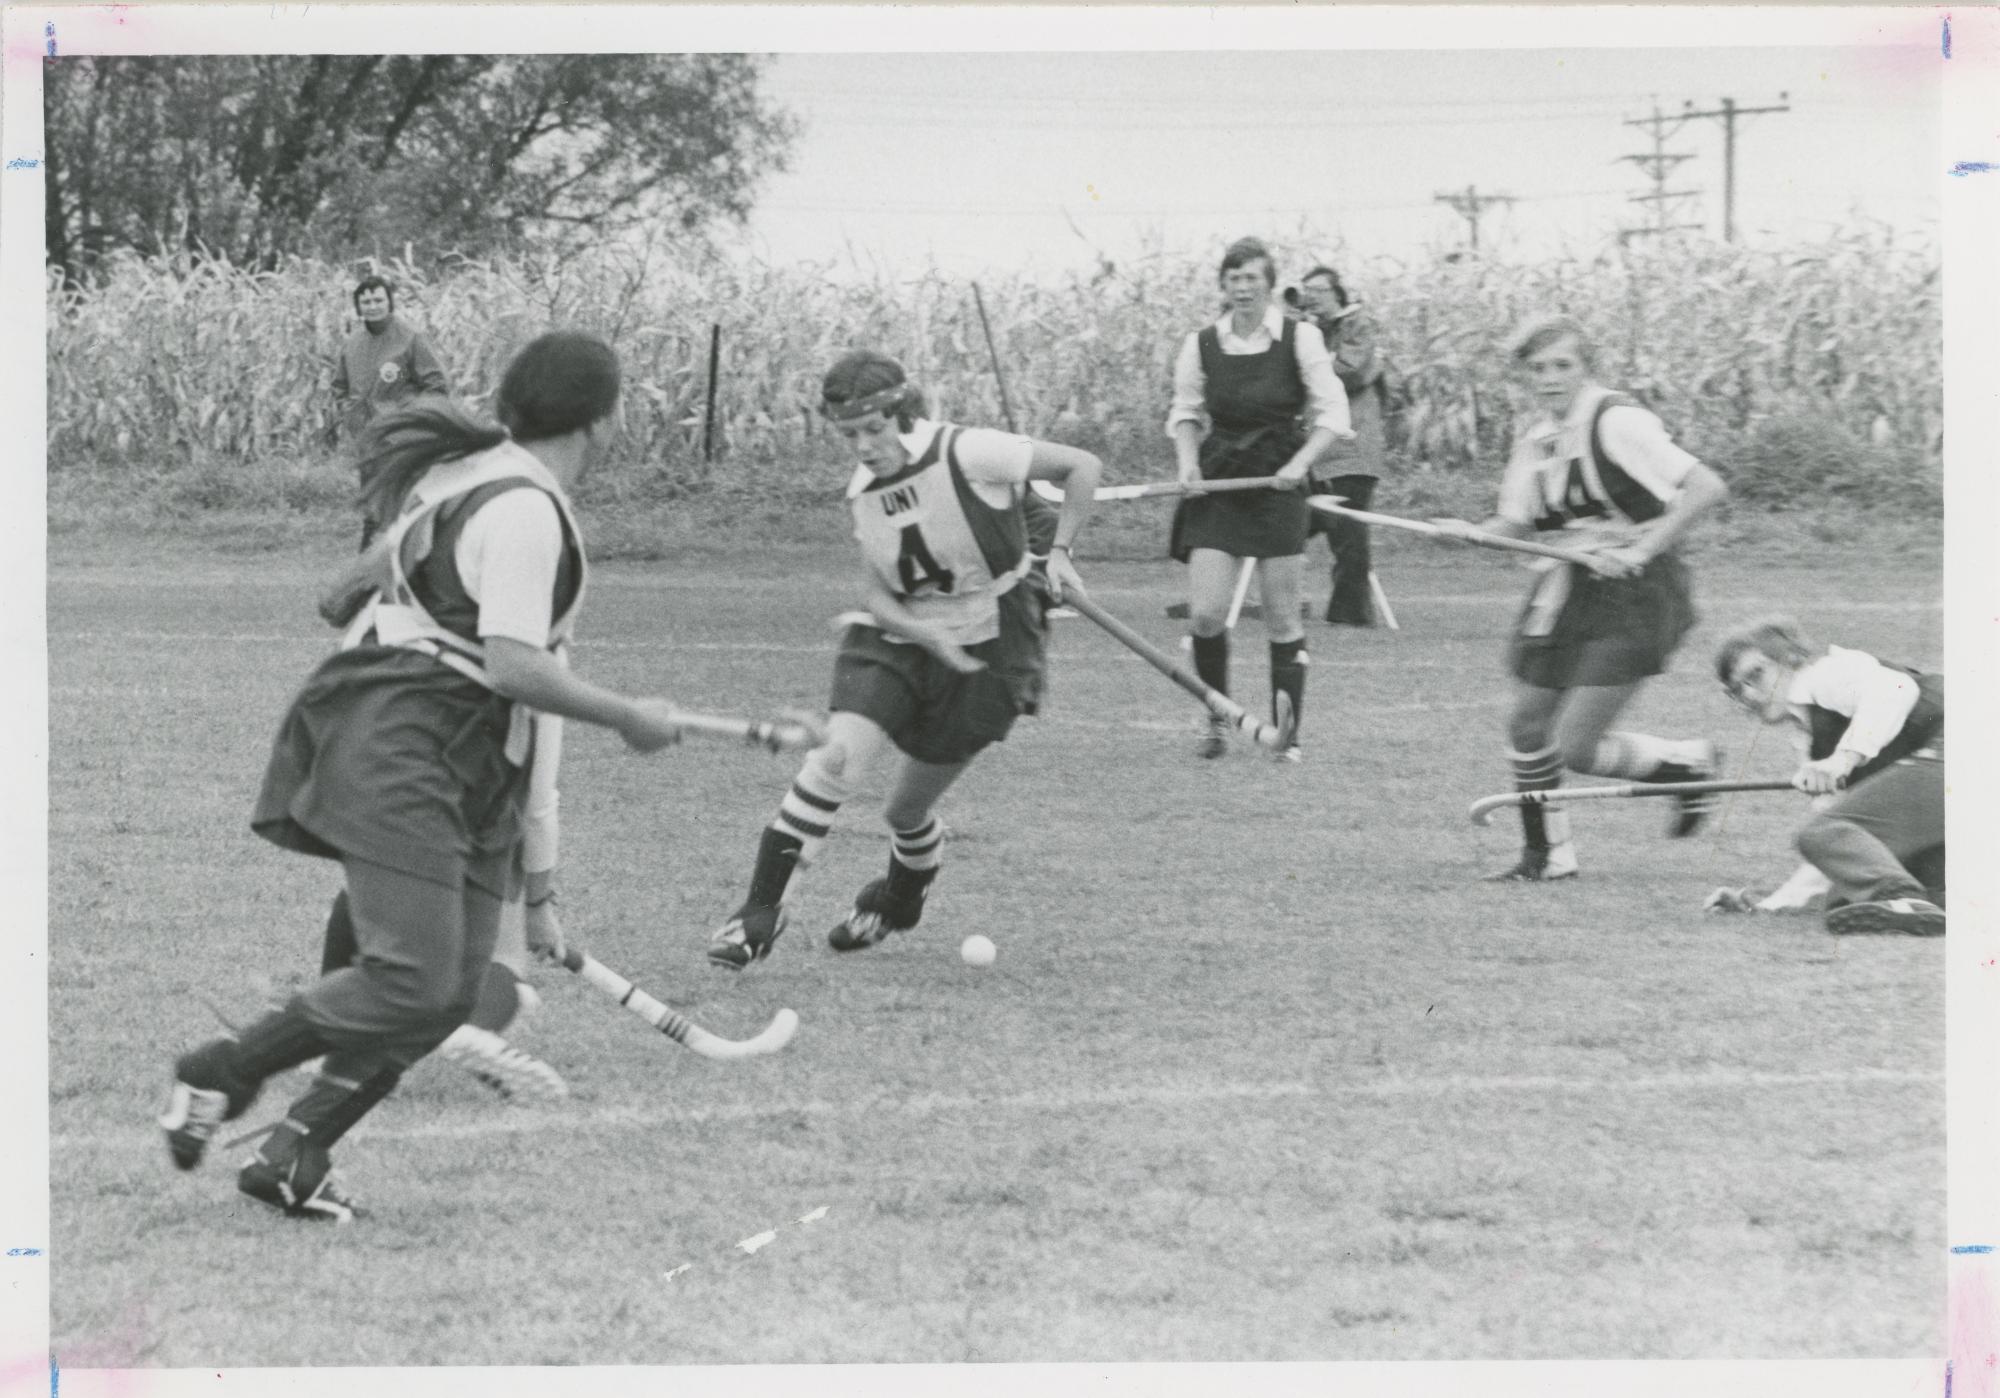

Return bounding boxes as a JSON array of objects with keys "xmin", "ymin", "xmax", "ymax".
[
  {"xmin": 1468, "ymin": 794, "xmax": 1512, "ymax": 827},
  {"xmin": 1305, "ymin": 494, "xmax": 1350, "ymax": 513},
  {"xmin": 692, "ymin": 1007, "xmax": 800, "ymax": 1061}
]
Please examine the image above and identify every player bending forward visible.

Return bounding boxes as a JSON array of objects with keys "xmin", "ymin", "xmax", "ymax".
[
  {"xmin": 707, "ymin": 350, "xmax": 1101, "ymax": 968},
  {"xmin": 1706, "ymin": 618, "xmax": 1944, "ymax": 936}
]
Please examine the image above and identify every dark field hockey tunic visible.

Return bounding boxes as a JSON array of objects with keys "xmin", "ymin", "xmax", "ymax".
[
  {"xmin": 1499, "ymin": 387, "xmax": 1701, "ymax": 690},
  {"xmin": 835, "ymin": 420, "xmax": 1049, "ymax": 765},
  {"xmin": 253, "ymin": 452, "xmax": 584, "ymax": 896},
  {"xmin": 1171, "ymin": 318, "xmax": 1313, "ymax": 561}
]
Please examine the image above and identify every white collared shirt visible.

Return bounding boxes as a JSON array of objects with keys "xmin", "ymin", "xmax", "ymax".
[
  {"xmin": 1783, "ymin": 646, "xmax": 1922, "ymax": 762},
  {"xmin": 1165, "ymin": 305, "xmax": 1352, "ymax": 439}
]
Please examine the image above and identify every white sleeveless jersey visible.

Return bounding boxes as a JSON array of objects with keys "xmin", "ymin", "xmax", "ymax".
[{"xmin": 848, "ymin": 421, "xmax": 1033, "ymax": 646}]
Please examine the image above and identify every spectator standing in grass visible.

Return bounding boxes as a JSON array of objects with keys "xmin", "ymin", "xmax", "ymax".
[
  {"xmin": 706, "ymin": 349, "xmax": 1101, "ymax": 969},
  {"xmin": 1705, "ymin": 618, "xmax": 1944, "ymax": 936},
  {"xmin": 1168, "ymin": 236, "xmax": 1351, "ymax": 763},
  {"xmin": 1431, "ymin": 313, "xmax": 1727, "ymax": 882},
  {"xmin": 161, "ymin": 332, "xmax": 687, "ymax": 1221},
  {"xmin": 1293, "ymin": 265, "xmax": 1402, "ymax": 627},
  {"xmin": 332, "ymin": 274, "xmax": 450, "ymax": 546}
]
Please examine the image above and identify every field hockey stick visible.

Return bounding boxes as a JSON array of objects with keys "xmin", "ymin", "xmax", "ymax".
[
  {"xmin": 1032, "ymin": 475, "xmax": 1291, "ymax": 504},
  {"xmin": 1305, "ymin": 496, "xmax": 1600, "ymax": 568},
  {"xmin": 1469, "ymin": 779, "xmax": 1795, "ymax": 827},
  {"xmin": 675, "ymin": 710, "xmax": 826, "ymax": 753},
  {"xmin": 1065, "ymin": 592, "xmax": 1292, "ymax": 751},
  {"xmin": 560, "ymin": 948, "xmax": 799, "ymax": 1061}
]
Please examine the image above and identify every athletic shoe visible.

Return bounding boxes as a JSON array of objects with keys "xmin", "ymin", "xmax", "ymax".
[
  {"xmin": 708, "ymin": 903, "xmax": 787, "ymax": 970},
  {"xmin": 1278, "ymin": 744, "xmax": 1305, "ymax": 764},
  {"xmin": 434, "ymin": 1025, "xmax": 568, "ymax": 1101},
  {"xmin": 238, "ymin": 1146, "xmax": 361, "ymax": 1223},
  {"xmin": 828, "ymin": 878, "xmax": 925, "ymax": 952},
  {"xmin": 1825, "ymin": 897, "xmax": 1946, "ymax": 937},
  {"xmin": 1195, "ymin": 715, "xmax": 1228, "ymax": 760},
  {"xmin": 159, "ymin": 1081, "xmax": 232, "ymax": 1171},
  {"xmin": 1482, "ymin": 844, "xmax": 1580, "ymax": 883},
  {"xmin": 1653, "ymin": 744, "xmax": 1719, "ymax": 838}
]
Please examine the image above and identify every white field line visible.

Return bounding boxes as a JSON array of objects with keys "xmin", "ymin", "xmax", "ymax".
[{"xmin": 60, "ymin": 1066, "xmax": 1939, "ymax": 1154}]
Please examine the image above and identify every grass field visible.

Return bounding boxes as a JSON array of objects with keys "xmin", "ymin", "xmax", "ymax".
[{"xmin": 44, "ymin": 528, "xmax": 1944, "ymax": 1371}]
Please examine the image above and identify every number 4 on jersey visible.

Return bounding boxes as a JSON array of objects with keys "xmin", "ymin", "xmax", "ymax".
[{"xmin": 896, "ymin": 523, "xmax": 956, "ymax": 594}]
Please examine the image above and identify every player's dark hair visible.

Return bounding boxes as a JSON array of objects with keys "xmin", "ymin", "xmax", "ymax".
[
  {"xmin": 356, "ymin": 331, "xmax": 621, "ymax": 524},
  {"xmin": 1217, "ymin": 237, "xmax": 1277, "ymax": 288},
  {"xmin": 1714, "ymin": 617, "xmax": 1822, "ymax": 685},
  {"xmin": 1300, "ymin": 264, "xmax": 1350, "ymax": 307},
  {"xmin": 821, "ymin": 350, "xmax": 926, "ymax": 430},
  {"xmin": 352, "ymin": 275, "xmax": 395, "ymax": 315},
  {"xmin": 1506, "ymin": 313, "xmax": 1598, "ymax": 373}
]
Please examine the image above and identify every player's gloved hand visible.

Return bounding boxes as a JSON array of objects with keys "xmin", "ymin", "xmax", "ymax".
[
  {"xmin": 773, "ymin": 708, "xmax": 830, "ymax": 752},
  {"xmin": 1793, "ymin": 751, "xmax": 1858, "ymax": 795},
  {"xmin": 620, "ymin": 699, "xmax": 685, "ymax": 753},
  {"xmin": 525, "ymin": 894, "xmax": 567, "ymax": 964},
  {"xmin": 1703, "ymin": 886, "xmax": 1760, "ymax": 915},
  {"xmin": 1428, "ymin": 518, "xmax": 1481, "ymax": 544},
  {"xmin": 1274, "ymin": 462, "xmax": 1312, "ymax": 490}
]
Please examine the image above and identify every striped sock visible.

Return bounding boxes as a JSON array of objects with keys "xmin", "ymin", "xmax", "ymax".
[
  {"xmin": 884, "ymin": 816, "xmax": 944, "ymax": 914},
  {"xmin": 1510, "ymin": 745, "xmax": 1570, "ymax": 852},
  {"xmin": 746, "ymin": 774, "xmax": 845, "ymax": 907}
]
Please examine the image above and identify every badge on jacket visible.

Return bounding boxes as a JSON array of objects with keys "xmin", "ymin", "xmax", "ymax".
[{"xmin": 379, "ymin": 362, "xmax": 402, "ymax": 385}]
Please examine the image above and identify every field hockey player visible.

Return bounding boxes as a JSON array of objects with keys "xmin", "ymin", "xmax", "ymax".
[
  {"xmin": 1166, "ymin": 236, "xmax": 1351, "ymax": 763},
  {"xmin": 707, "ymin": 349, "xmax": 1102, "ymax": 968},
  {"xmin": 1434, "ymin": 312, "xmax": 1729, "ymax": 883},
  {"xmin": 158, "ymin": 333, "xmax": 690, "ymax": 1221},
  {"xmin": 1710, "ymin": 618, "xmax": 1945, "ymax": 936}
]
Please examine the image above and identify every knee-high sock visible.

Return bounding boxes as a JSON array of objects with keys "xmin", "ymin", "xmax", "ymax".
[
  {"xmin": 176, "ymin": 999, "xmax": 331, "ymax": 1106},
  {"xmin": 883, "ymin": 816, "xmax": 943, "ymax": 916},
  {"xmin": 1511, "ymin": 745, "xmax": 1571, "ymax": 852},
  {"xmin": 254, "ymin": 1058, "xmax": 404, "ymax": 1168},
  {"xmin": 1270, "ymin": 638, "xmax": 1307, "ymax": 731},
  {"xmin": 745, "ymin": 756, "xmax": 852, "ymax": 907},
  {"xmin": 1191, "ymin": 632, "xmax": 1229, "ymax": 697},
  {"xmin": 1587, "ymin": 732, "xmax": 1709, "ymax": 780}
]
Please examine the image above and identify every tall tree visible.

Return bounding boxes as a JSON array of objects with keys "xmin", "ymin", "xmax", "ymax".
[{"xmin": 43, "ymin": 54, "xmax": 798, "ymax": 277}]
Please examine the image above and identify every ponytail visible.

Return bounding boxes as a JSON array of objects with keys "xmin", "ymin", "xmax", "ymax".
[{"xmin": 355, "ymin": 397, "xmax": 509, "ymax": 525}]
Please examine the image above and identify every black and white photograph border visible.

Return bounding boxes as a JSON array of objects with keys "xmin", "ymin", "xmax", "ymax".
[{"xmin": 3, "ymin": 3, "xmax": 1997, "ymax": 1397}]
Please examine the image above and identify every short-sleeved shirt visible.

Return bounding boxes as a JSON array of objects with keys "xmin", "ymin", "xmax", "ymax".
[
  {"xmin": 1783, "ymin": 647, "xmax": 1942, "ymax": 777},
  {"xmin": 1498, "ymin": 387, "xmax": 1701, "ymax": 532},
  {"xmin": 1166, "ymin": 306, "xmax": 1351, "ymax": 441},
  {"xmin": 456, "ymin": 487, "xmax": 563, "ymax": 648},
  {"xmin": 849, "ymin": 419, "xmax": 1034, "ymax": 646}
]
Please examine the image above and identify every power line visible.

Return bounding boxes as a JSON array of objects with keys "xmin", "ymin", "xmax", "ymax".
[
  {"xmin": 759, "ymin": 187, "xmax": 1632, "ymax": 220},
  {"xmin": 1617, "ymin": 102, "xmax": 1702, "ymax": 241},
  {"xmin": 1432, "ymin": 185, "xmax": 1516, "ymax": 252},
  {"xmin": 1678, "ymin": 94, "xmax": 1792, "ymax": 242}
]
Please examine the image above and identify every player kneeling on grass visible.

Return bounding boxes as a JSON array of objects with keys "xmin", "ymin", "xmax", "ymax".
[
  {"xmin": 160, "ymin": 333, "xmax": 689, "ymax": 1222},
  {"xmin": 1707, "ymin": 618, "xmax": 1944, "ymax": 937},
  {"xmin": 708, "ymin": 350, "xmax": 1101, "ymax": 968},
  {"xmin": 1435, "ymin": 313, "xmax": 1729, "ymax": 883}
]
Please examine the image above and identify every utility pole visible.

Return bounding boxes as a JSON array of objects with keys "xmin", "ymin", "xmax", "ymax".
[
  {"xmin": 1680, "ymin": 93, "xmax": 1790, "ymax": 241},
  {"xmin": 1433, "ymin": 184, "xmax": 1514, "ymax": 253},
  {"xmin": 1618, "ymin": 102, "xmax": 1702, "ymax": 241}
]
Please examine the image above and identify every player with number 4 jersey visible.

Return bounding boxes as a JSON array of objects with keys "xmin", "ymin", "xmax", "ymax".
[{"xmin": 707, "ymin": 350, "xmax": 1102, "ymax": 969}]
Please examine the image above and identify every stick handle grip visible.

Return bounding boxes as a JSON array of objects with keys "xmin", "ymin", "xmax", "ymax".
[
  {"xmin": 563, "ymin": 948, "xmax": 696, "ymax": 1045},
  {"xmin": 675, "ymin": 711, "xmax": 823, "ymax": 753}
]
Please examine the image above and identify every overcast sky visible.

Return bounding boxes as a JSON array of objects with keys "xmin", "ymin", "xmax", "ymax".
[{"xmin": 744, "ymin": 44, "xmax": 1941, "ymax": 278}]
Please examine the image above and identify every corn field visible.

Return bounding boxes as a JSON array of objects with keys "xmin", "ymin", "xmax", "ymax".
[{"xmin": 46, "ymin": 228, "xmax": 1942, "ymax": 510}]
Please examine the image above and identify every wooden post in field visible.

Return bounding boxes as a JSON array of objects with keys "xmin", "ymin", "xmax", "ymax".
[
  {"xmin": 703, "ymin": 323, "xmax": 722, "ymax": 463},
  {"xmin": 971, "ymin": 282, "xmax": 1018, "ymax": 433}
]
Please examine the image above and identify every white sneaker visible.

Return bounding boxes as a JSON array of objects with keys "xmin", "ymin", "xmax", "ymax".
[{"xmin": 435, "ymin": 1025, "xmax": 568, "ymax": 1101}]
